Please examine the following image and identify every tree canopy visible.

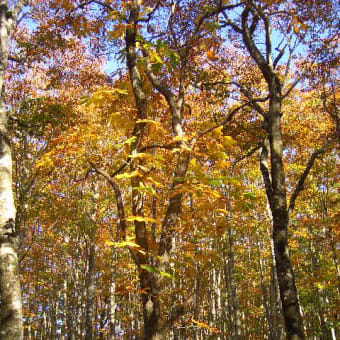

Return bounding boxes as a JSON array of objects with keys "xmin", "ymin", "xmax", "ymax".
[{"xmin": 0, "ymin": 0, "xmax": 338, "ymax": 339}]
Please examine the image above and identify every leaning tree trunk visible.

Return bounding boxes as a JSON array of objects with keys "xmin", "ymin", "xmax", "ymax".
[{"xmin": 0, "ymin": 1, "xmax": 25, "ymax": 339}]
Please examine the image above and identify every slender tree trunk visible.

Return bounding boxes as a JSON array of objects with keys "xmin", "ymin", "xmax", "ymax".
[
  {"xmin": 223, "ymin": 243, "xmax": 234, "ymax": 338},
  {"xmin": 239, "ymin": 6, "xmax": 306, "ymax": 338},
  {"xmin": 192, "ymin": 262, "xmax": 200, "ymax": 340},
  {"xmin": 85, "ymin": 242, "xmax": 95, "ymax": 340},
  {"xmin": 109, "ymin": 267, "xmax": 116, "ymax": 339},
  {"xmin": 225, "ymin": 198, "xmax": 242, "ymax": 340},
  {"xmin": 256, "ymin": 239, "xmax": 275, "ymax": 340}
]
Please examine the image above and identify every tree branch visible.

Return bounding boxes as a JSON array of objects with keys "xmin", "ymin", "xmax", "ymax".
[
  {"xmin": 288, "ymin": 136, "xmax": 337, "ymax": 214},
  {"xmin": 251, "ymin": 1, "xmax": 272, "ymax": 68},
  {"xmin": 260, "ymin": 141, "xmax": 273, "ymax": 207},
  {"xmin": 88, "ymin": 161, "xmax": 127, "ymax": 238},
  {"xmin": 137, "ymin": 0, "xmax": 161, "ymax": 23},
  {"xmin": 75, "ymin": 0, "xmax": 113, "ymax": 12},
  {"xmin": 12, "ymin": 0, "xmax": 28, "ymax": 21},
  {"xmin": 197, "ymin": 100, "xmax": 263, "ymax": 139},
  {"xmin": 241, "ymin": 6, "xmax": 273, "ymax": 83},
  {"xmin": 140, "ymin": 142, "xmax": 180, "ymax": 152},
  {"xmin": 281, "ymin": 73, "xmax": 305, "ymax": 100},
  {"xmin": 142, "ymin": 48, "xmax": 176, "ymax": 105},
  {"xmin": 220, "ymin": 10, "xmax": 242, "ymax": 33},
  {"xmin": 8, "ymin": 55, "xmax": 24, "ymax": 63},
  {"xmin": 232, "ymin": 142, "xmax": 262, "ymax": 168}
]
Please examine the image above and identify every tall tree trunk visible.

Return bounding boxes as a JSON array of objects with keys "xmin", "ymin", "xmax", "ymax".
[
  {"xmin": 267, "ymin": 96, "xmax": 305, "ymax": 340},
  {"xmin": 269, "ymin": 236, "xmax": 284, "ymax": 340},
  {"xmin": 0, "ymin": 1, "xmax": 25, "ymax": 338},
  {"xmin": 223, "ymin": 243, "xmax": 234, "ymax": 338},
  {"xmin": 238, "ymin": 5, "xmax": 306, "ymax": 338},
  {"xmin": 225, "ymin": 198, "xmax": 242, "ymax": 340},
  {"xmin": 85, "ymin": 242, "xmax": 95, "ymax": 340},
  {"xmin": 256, "ymin": 238, "xmax": 275, "ymax": 340}
]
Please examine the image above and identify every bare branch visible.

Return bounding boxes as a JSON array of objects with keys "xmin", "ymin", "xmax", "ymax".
[
  {"xmin": 197, "ymin": 101, "xmax": 251, "ymax": 139},
  {"xmin": 249, "ymin": 11, "xmax": 259, "ymax": 35},
  {"xmin": 140, "ymin": 142, "xmax": 180, "ymax": 152},
  {"xmin": 8, "ymin": 55, "xmax": 24, "ymax": 63},
  {"xmin": 137, "ymin": 0, "xmax": 161, "ymax": 23},
  {"xmin": 288, "ymin": 136, "xmax": 338, "ymax": 215},
  {"xmin": 237, "ymin": 85, "xmax": 268, "ymax": 116},
  {"xmin": 200, "ymin": 80, "xmax": 269, "ymax": 115},
  {"xmin": 251, "ymin": 1, "xmax": 272, "ymax": 68},
  {"xmin": 142, "ymin": 48, "xmax": 176, "ymax": 104},
  {"xmin": 197, "ymin": 99, "xmax": 263, "ymax": 139},
  {"xmin": 241, "ymin": 6, "xmax": 274, "ymax": 84},
  {"xmin": 273, "ymin": 41, "xmax": 288, "ymax": 69},
  {"xmin": 88, "ymin": 161, "xmax": 127, "ymax": 238},
  {"xmin": 232, "ymin": 142, "xmax": 262, "ymax": 168},
  {"xmin": 281, "ymin": 73, "xmax": 305, "ymax": 100},
  {"xmin": 75, "ymin": 0, "xmax": 113, "ymax": 12},
  {"xmin": 19, "ymin": 227, "xmax": 36, "ymax": 264},
  {"xmin": 12, "ymin": 0, "xmax": 28, "ymax": 21},
  {"xmin": 221, "ymin": 11, "xmax": 242, "ymax": 33},
  {"xmin": 193, "ymin": 1, "xmax": 245, "ymax": 39}
]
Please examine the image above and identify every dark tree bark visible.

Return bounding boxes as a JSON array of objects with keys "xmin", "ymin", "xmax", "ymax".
[{"xmin": 222, "ymin": 3, "xmax": 307, "ymax": 338}]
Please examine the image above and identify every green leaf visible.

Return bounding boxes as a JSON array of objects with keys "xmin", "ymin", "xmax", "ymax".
[
  {"xmin": 141, "ymin": 265, "xmax": 158, "ymax": 273},
  {"xmin": 243, "ymin": 192, "xmax": 256, "ymax": 201},
  {"xmin": 159, "ymin": 271, "xmax": 172, "ymax": 279},
  {"xmin": 151, "ymin": 62, "xmax": 163, "ymax": 73},
  {"xmin": 208, "ymin": 178, "xmax": 223, "ymax": 187},
  {"xmin": 114, "ymin": 136, "xmax": 137, "ymax": 149}
]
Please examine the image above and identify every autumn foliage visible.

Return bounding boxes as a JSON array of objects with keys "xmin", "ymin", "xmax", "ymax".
[{"xmin": 0, "ymin": 0, "xmax": 338, "ymax": 340}]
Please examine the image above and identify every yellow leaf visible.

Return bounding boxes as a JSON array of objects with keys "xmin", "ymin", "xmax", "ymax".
[
  {"xmin": 129, "ymin": 153, "xmax": 149, "ymax": 159},
  {"xmin": 206, "ymin": 50, "xmax": 219, "ymax": 62},
  {"xmin": 116, "ymin": 170, "xmax": 140, "ymax": 179},
  {"xmin": 105, "ymin": 241, "xmax": 116, "ymax": 246},
  {"xmin": 221, "ymin": 135, "xmax": 235, "ymax": 147},
  {"xmin": 136, "ymin": 119, "xmax": 160, "ymax": 125},
  {"xmin": 147, "ymin": 177, "xmax": 164, "ymax": 188},
  {"xmin": 217, "ymin": 160, "xmax": 230, "ymax": 169},
  {"xmin": 211, "ymin": 126, "xmax": 223, "ymax": 138},
  {"xmin": 126, "ymin": 216, "xmax": 157, "ymax": 223},
  {"xmin": 216, "ymin": 209, "xmax": 228, "ymax": 214},
  {"xmin": 105, "ymin": 237, "xmax": 140, "ymax": 249},
  {"xmin": 293, "ymin": 25, "xmax": 300, "ymax": 34},
  {"xmin": 191, "ymin": 319, "xmax": 219, "ymax": 334}
]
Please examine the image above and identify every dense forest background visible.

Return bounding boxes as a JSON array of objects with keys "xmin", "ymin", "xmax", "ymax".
[{"xmin": 0, "ymin": 0, "xmax": 338, "ymax": 339}]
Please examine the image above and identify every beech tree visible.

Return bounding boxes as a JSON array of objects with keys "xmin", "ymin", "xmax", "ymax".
[{"xmin": 0, "ymin": 1, "xmax": 30, "ymax": 338}]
